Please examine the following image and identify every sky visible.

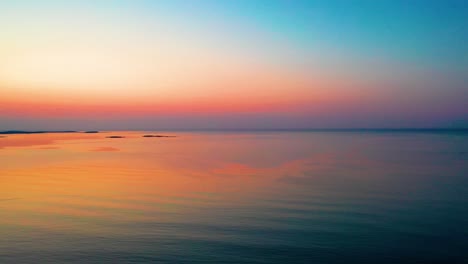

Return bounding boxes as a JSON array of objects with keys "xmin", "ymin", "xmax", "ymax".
[{"xmin": 1, "ymin": 0, "xmax": 467, "ymax": 130}]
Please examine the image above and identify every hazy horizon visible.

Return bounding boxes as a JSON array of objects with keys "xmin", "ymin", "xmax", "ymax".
[
  {"xmin": 1, "ymin": 116, "xmax": 467, "ymax": 132},
  {"xmin": 2, "ymin": 127, "xmax": 468, "ymax": 133}
]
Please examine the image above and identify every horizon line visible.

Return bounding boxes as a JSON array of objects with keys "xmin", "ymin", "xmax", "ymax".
[{"xmin": 1, "ymin": 128, "xmax": 468, "ymax": 135}]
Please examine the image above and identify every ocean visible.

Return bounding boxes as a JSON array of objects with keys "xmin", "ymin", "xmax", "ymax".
[{"xmin": 0, "ymin": 130, "xmax": 467, "ymax": 263}]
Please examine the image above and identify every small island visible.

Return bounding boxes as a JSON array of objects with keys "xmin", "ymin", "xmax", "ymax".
[
  {"xmin": 106, "ymin": 136, "xmax": 125, "ymax": 138},
  {"xmin": 142, "ymin": 135, "xmax": 176, "ymax": 138},
  {"xmin": 84, "ymin": 131, "xmax": 100, "ymax": 133}
]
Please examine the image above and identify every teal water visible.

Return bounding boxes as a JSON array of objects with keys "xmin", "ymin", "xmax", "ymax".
[{"xmin": 0, "ymin": 131, "xmax": 467, "ymax": 263}]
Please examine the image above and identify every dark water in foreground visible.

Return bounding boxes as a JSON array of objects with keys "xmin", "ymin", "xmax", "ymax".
[{"xmin": 0, "ymin": 131, "xmax": 467, "ymax": 263}]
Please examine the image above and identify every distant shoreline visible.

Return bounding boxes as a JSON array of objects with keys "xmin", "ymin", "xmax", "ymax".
[
  {"xmin": 0, "ymin": 128, "xmax": 467, "ymax": 135},
  {"xmin": 0, "ymin": 130, "xmax": 78, "ymax": 135},
  {"xmin": 0, "ymin": 130, "xmax": 98, "ymax": 135}
]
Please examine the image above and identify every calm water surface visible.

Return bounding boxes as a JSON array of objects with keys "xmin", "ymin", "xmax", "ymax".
[{"xmin": 0, "ymin": 131, "xmax": 467, "ymax": 263}]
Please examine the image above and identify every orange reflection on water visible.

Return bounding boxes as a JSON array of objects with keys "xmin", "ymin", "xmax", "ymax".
[
  {"xmin": 1, "ymin": 131, "xmax": 383, "ymax": 236},
  {"xmin": 0, "ymin": 132, "xmax": 300, "ymax": 234}
]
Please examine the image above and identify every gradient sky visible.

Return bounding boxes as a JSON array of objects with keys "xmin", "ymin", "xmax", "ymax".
[{"xmin": 1, "ymin": 0, "xmax": 467, "ymax": 130}]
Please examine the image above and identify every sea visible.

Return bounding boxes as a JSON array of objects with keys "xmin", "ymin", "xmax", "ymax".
[{"xmin": 0, "ymin": 130, "xmax": 467, "ymax": 263}]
